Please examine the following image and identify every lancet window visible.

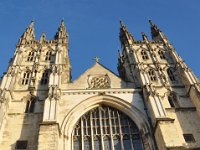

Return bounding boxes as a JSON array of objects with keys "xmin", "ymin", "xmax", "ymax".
[
  {"xmin": 141, "ymin": 50, "xmax": 149, "ymax": 60},
  {"xmin": 41, "ymin": 70, "xmax": 49, "ymax": 85},
  {"xmin": 45, "ymin": 51, "xmax": 52, "ymax": 61},
  {"xmin": 27, "ymin": 51, "xmax": 35, "ymax": 61},
  {"xmin": 167, "ymin": 68, "xmax": 176, "ymax": 81},
  {"xmin": 22, "ymin": 71, "xmax": 31, "ymax": 85},
  {"xmin": 168, "ymin": 93, "xmax": 179, "ymax": 108},
  {"xmin": 158, "ymin": 50, "xmax": 165, "ymax": 59},
  {"xmin": 73, "ymin": 105, "xmax": 143, "ymax": 150},
  {"xmin": 148, "ymin": 69, "xmax": 157, "ymax": 81},
  {"xmin": 25, "ymin": 97, "xmax": 36, "ymax": 113}
]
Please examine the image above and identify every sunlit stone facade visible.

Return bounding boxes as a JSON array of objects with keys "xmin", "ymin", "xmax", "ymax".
[{"xmin": 0, "ymin": 20, "xmax": 200, "ymax": 150}]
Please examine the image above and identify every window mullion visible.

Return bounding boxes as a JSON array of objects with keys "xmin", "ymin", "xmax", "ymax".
[
  {"xmin": 90, "ymin": 111, "xmax": 94, "ymax": 150},
  {"xmin": 99, "ymin": 107, "xmax": 104, "ymax": 150},
  {"xmin": 117, "ymin": 111, "xmax": 124, "ymax": 150},
  {"xmin": 128, "ymin": 120, "xmax": 135, "ymax": 150},
  {"xmin": 108, "ymin": 108, "xmax": 114, "ymax": 150},
  {"xmin": 81, "ymin": 117, "xmax": 84, "ymax": 150}
]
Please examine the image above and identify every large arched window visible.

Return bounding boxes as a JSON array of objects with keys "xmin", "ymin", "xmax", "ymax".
[{"xmin": 73, "ymin": 105, "xmax": 143, "ymax": 150}]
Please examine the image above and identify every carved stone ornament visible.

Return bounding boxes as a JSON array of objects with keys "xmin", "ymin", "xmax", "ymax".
[{"xmin": 88, "ymin": 74, "xmax": 111, "ymax": 89}]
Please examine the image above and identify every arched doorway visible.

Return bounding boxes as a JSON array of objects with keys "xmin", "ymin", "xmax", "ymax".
[{"xmin": 72, "ymin": 105, "xmax": 143, "ymax": 150}]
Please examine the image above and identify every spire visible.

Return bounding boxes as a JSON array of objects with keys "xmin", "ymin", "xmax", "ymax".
[
  {"xmin": 55, "ymin": 20, "xmax": 68, "ymax": 44},
  {"xmin": 141, "ymin": 32, "xmax": 149, "ymax": 41},
  {"xmin": 149, "ymin": 20, "xmax": 167, "ymax": 41},
  {"xmin": 119, "ymin": 20, "xmax": 134, "ymax": 46},
  {"xmin": 40, "ymin": 32, "xmax": 46, "ymax": 43},
  {"xmin": 18, "ymin": 20, "xmax": 35, "ymax": 45}
]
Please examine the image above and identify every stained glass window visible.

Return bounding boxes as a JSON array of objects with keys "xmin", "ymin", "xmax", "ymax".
[{"xmin": 73, "ymin": 105, "xmax": 143, "ymax": 150}]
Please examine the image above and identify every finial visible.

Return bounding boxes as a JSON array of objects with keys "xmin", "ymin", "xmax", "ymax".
[
  {"xmin": 141, "ymin": 32, "xmax": 149, "ymax": 41},
  {"xmin": 94, "ymin": 56, "xmax": 100, "ymax": 63},
  {"xmin": 149, "ymin": 20, "xmax": 154, "ymax": 26},
  {"xmin": 40, "ymin": 32, "xmax": 46, "ymax": 42},
  {"xmin": 29, "ymin": 20, "xmax": 34, "ymax": 28},
  {"xmin": 148, "ymin": 19, "xmax": 159, "ymax": 30},
  {"xmin": 120, "ymin": 20, "xmax": 125, "ymax": 27},
  {"xmin": 61, "ymin": 19, "xmax": 65, "ymax": 26},
  {"xmin": 141, "ymin": 32, "xmax": 146, "ymax": 36}
]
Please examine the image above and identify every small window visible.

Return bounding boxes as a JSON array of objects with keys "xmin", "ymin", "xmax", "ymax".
[
  {"xmin": 158, "ymin": 50, "xmax": 165, "ymax": 59},
  {"xmin": 183, "ymin": 134, "xmax": 195, "ymax": 143},
  {"xmin": 167, "ymin": 68, "xmax": 176, "ymax": 81},
  {"xmin": 168, "ymin": 94, "xmax": 179, "ymax": 108},
  {"xmin": 27, "ymin": 51, "xmax": 35, "ymax": 61},
  {"xmin": 45, "ymin": 51, "xmax": 52, "ymax": 61},
  {"xmin": 148, "ymin": 69, "xmax": 157, "ymax": 81},
  {"xmin": 25, "ymin": 98, "xmax": 36, "ymax": 113},
  {"xmin": 15, "ymin": 140, "xmax": 28, "ymax": 150},
  {"xmin": 22, "ymin": 71, "xmax": 30, "ymax": 85},
  {"xmin": 41, "ymin": 71, "xmax": 49, "ymax": 85},
  {"xmin": 141, "ymin": 50, "xmax": 149, "ymax": 60}
]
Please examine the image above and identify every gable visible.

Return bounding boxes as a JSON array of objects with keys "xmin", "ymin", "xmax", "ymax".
[{"xmin": 62, "ymin": 63, "xmax": 133, "ymax": 89}]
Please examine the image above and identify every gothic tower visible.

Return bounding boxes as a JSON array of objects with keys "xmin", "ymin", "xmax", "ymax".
[
  {"xmin": 0, "ymin": 20, "xmax": 71, "ymax": 149},
  {"xmin": 118, "ymin": 20, "xmax": 200, "ymax": 149}
]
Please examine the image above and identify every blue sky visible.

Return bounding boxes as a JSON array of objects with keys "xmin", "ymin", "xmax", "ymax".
[{"xmin": 0, "ymin": 0, "xmax": 200, "ymax": 79}]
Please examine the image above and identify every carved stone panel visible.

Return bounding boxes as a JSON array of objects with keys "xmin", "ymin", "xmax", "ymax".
[{"xmin": 88, "ymin": 74, "xmax": 111, "ymax": 89}]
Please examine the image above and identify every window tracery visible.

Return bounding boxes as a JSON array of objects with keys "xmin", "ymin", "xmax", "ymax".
[
  {"xmin": 141, "ymin": 50, "xmax": 149, "ymax": 60},
  {"xmin": 25, "ymin": 97, "xmax": 36, "ymax": 113},
  {"xmin": 167, "ymin": 68, "xmax": 176, "ymax": 81},
  {"xmin": 168, "ymin": 93, "xmax": 179, "ymax": 108},
  {"xmin": 27, "ymin": 51, "xmax": 35, "ymax": 61},
  {"xmin": 73, "ymin": 105, "xmax": 143, "ymax": 150},
  {"xmin": 22, "ymin": 71, "xmax": 31, "ymax": 85},
  {"xmin": 158, "ymin": 50, "xmax": 165, "ymax": 59},
  {"xmin": 41, "ymin": 70, "xmax": 49, "ymax": 85},
  {"xmin": 148, "ymin": 69, "xmax": 157, "ymax": 81},
  {"xmin": 45, "ymin": 51, "xmax": 52, "ymax": 61}
]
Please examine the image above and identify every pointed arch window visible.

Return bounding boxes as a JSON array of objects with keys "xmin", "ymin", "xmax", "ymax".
[
  {"xmin": 73, "ymin": 105, "xmax": 143, "ymax": 150},
  {"xmin": 25, "ymin": 97, "xmax": 36, "ymax": 113},
  {"xmin": 158, "ymin": 50, "xmax": 165, "ymax": 59},
  {"xmin": 167, "ymin": 68, "xmax": 176, "ymax": 81},
  {"xmin": 141, "ymin": 50, "xmax": 149, "ymax": 60},
  {"xmin": 168, "ymin": 93, "xmax": 179, "ymax": 108},
  {"xmin": 45, "ymin": 51, "xmax": 52, "ymax": 61},
  {"xmin": 41, "ymin": 70, "xmax": 49, "ymax": 85},
  {"xmin": 27, "ymin": 51, "xmax": 35, "ymax": 61},
  {"xmin": 148, "ymin": 69, "xmax": 157, "ymax": 81},
  {"xmin": 94, "ymin": 136, "xmax": 101, "ymax": 150},
  {"xmin": 22, "ymin": 71, "xmax": 31, "ymax": 85}
]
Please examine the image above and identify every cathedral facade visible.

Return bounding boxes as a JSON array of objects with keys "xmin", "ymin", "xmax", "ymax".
[{"xmin": 0, "ymin": 20, "xmax": 200, "ymax": 150}]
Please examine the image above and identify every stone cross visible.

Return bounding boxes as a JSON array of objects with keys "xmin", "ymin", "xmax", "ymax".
[{"xmin": 94, "ymin": 56, "xmax": 100, "ymax": 63}]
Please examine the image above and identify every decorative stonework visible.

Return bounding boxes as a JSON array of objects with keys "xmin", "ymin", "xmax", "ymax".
[{"xmin": 88, "ymin": 74, "xmax": 110, "ymax": 89}]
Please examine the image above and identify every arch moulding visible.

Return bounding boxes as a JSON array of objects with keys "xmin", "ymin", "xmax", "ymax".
[{"xmin": 61, "ymin": 94, "xmax": 155, "ymax": 150}]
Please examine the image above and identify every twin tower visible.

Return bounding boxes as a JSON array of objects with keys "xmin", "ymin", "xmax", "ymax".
[{"xmin": 0, "ymin": 20, "xmax": 200, "ymax": 150}]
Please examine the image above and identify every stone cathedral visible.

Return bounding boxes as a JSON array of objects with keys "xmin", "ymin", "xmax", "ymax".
[{"xmin": 0, "ymin": 20, "xmax": 200, "ymax": 150}]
